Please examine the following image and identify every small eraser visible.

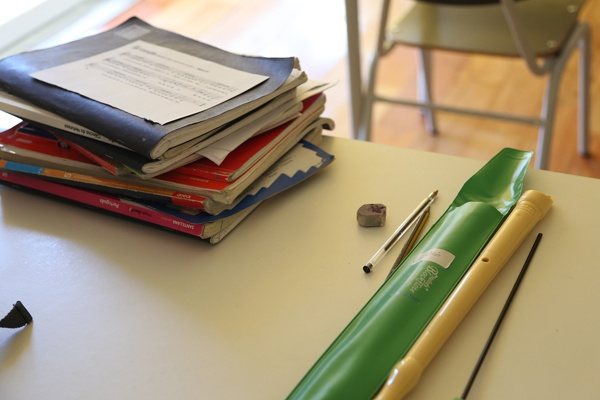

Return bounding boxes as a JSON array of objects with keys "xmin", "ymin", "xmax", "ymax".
[{"xmin": 357, "ymin": 203, "xmax": 387, "ymax": 227}]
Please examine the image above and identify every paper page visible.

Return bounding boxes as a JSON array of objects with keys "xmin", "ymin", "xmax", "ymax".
[
  {"xmin": 196, "ymin": 117, "xmax": 267, "ymax": 165},
  {"xmin": 196, "ymin": 104, "xmax": 298, "ymax": 165},
  {"xmin": 242, "ymin": 143, "xmax": 326, "ymax": 197},
  {"xmin": 192, "ymin": 80, "xmax": 331, "ymax": 165},
  {"xmin": 29, "ymin": 41, "xmax": 269, "ymax": 125}
]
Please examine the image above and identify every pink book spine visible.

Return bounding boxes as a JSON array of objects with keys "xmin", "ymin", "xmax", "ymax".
[{"xmin": 0, "ymin": 170, "xmax": 204, "ymax": 236}]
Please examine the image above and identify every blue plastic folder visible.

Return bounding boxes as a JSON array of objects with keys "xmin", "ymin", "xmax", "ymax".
[{"xmin": 287, "ymin": 148, "xmax": 533, "ymax": 400}]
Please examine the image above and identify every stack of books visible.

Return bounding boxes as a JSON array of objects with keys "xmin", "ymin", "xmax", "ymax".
[{"xmin": 0, "ymin": 17, "xmax": 335, "ymax": 243}]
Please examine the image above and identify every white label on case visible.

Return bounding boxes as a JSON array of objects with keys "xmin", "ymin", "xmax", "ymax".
[{"xmin": 412, "ymin": 248, "xmax": 455, "ymax": 269}]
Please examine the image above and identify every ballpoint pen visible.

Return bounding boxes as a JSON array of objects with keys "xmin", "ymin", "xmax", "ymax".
[
  {"xmin": 386, "ymin": 206, "xmax": 430, "ymax": 280},
  {"xmin": 363, "ymin": 190, "xmax": 437, "ymax": 273},
  {"xmin": 373, "ymin": 190, "xmax": 553, "ymax": 400}
]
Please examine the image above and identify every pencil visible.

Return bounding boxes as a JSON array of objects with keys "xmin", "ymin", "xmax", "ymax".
[{"xmin": 386, "ymin": 206, "xmax": 430, "ymax": 280}]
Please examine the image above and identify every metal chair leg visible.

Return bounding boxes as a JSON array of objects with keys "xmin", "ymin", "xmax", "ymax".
[
  {"xmin": 417, "ymin": 48, "xmax": 437, "ymax": 134},
  {"xmin": 357, "ymin": 0, "xmax": 392, "ymax": 142},
  {"xmin": 359, "ymin": 53, "xmax": 379, "ymax": 142},
  {"xmin": 577, "ymin": 22, "xmax": 591, "ymax": 157},
  {"xmin": 536, "ymin": 22, "xmax": 590, "ymax": 170},
  {"xmin": 536, "ymin": 74, "xmax": 558, "ymax": 170}
]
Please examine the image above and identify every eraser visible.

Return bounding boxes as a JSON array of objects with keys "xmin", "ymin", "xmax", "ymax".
[{"xmin": 357, "ymin": 203, "xmax": 387, "ymax": 227}]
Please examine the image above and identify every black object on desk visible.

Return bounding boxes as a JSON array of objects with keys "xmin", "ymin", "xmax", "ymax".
[{"xmin": 0, "ymin": 301, "xmax": 32, "ymax": 329}]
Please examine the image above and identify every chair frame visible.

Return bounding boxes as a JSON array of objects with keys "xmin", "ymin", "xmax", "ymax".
[{"xmin": 358, "ymin": 0, "xmax": 591, "ymax": 170}]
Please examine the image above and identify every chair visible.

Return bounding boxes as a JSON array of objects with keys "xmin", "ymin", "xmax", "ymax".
[{"xmin": 357, "ymin": 0, "xmax": 590, "ymax": 170}]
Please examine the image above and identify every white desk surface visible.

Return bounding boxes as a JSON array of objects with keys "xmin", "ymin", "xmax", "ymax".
[{"xmin": 1, "ymin": 136, "xmax": 599, "ymax": 400}]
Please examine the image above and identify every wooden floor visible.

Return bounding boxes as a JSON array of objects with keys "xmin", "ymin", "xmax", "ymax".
[{"xmin": 105, "ymin": 0, "xmax": 600, "ymax": 178}]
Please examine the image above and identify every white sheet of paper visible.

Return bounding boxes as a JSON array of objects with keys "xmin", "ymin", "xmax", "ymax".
[{"xmin": 30, "ymin": 41, "xmax": 268, "ymax": 125}]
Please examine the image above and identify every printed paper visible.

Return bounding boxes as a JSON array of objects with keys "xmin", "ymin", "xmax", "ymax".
[{"xmin": 30, "ymin": 41, "xmax": 268, "ymax": 125}]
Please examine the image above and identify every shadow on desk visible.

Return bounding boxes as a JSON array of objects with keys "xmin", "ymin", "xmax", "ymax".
[{"xmin": 0, "ymin": 324, "xmax": 32, "ymax": 371}]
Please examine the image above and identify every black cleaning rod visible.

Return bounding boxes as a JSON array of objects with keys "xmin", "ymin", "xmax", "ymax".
[{"xmin": 458, "ymin": 232, "xmax": 543, "ymax": 400}]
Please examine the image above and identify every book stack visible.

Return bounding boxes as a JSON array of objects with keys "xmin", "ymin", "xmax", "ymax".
[{"xmin": 0, "ymin": 17, "xmax": 335, "ymax": 243}]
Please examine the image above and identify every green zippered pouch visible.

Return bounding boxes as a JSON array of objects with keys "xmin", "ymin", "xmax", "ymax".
[{"xmin": 288, "ymin": 148, "xmax": 532, "ymax": 400}]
